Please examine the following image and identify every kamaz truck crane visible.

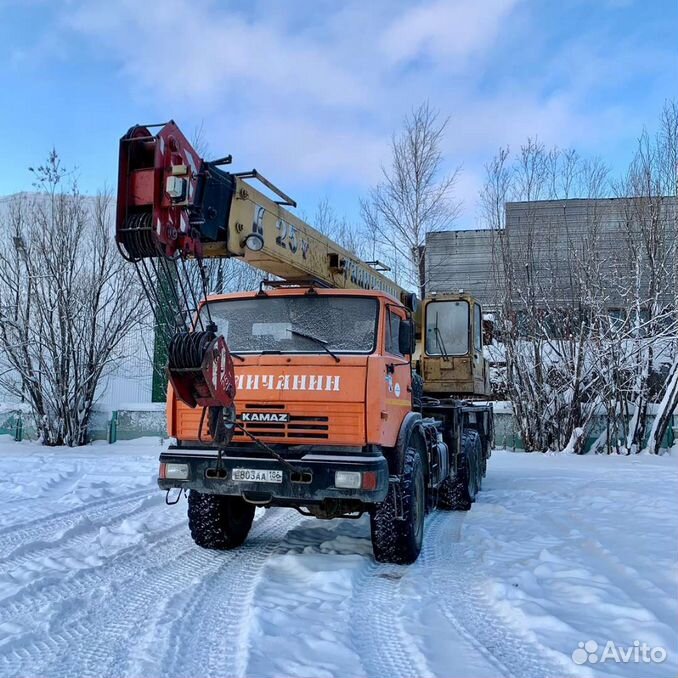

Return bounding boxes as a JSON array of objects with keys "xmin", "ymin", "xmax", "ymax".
[{"xmin": 116, "ymin": 121, "xmax": 493, "ymax": 564}]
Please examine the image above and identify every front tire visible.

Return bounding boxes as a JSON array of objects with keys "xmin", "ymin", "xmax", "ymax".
[
  {"xmin": 370, "ymin": 447, "xmax": 426, "ymax": 564},
  {"xmin": 187, "ymin": 491, "xmax": 255, "ymax": 550}
]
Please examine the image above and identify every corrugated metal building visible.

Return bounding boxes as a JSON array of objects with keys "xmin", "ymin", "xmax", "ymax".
[
  {"xmin": 426, "ymin": 227, "xmax": 496, "ymax": 300},
  {"xmin": 426, "ymin": 197, "xmax": 678, "ymax": 310}
]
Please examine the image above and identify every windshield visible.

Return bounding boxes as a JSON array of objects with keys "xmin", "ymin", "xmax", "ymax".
[
  {"xmin": 425, "ymin": 300, "xmax": 469, "ymax": 356},
  {"xmin": 202, "ymin": 295, "xmax": 379, "ymax": 354}
]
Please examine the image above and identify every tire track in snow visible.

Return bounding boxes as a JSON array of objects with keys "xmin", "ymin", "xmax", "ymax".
[
  {"xmin": 0, "ymin": 522, "xmax": 191, "ymax": 678},
  {"xmin": 544, "ymin": 511, "xmax": 677, "ymax": 630},
  {"xmin": 0, "ymin": 487, "xmax": 153, "ymax": 557},
  {"xmin": 422, "ymin": 511, "xmax": 577, "ymax": 678},
  {"xmin": 0, "ymin": 493, "xmax": 164, "ymax": 572},
  {"xmin": 0, "ymin": 507, "xmax": 301, "ymax": 678},
  {"xmin": 42, "ymin": 462, "xmax": 84, "ymax": 498},
  {"xmin": 158, "ymin": 508, "xmax": 302, "ymax": 678},
  {"xmin": 351, "ymin": 540, "xmax": 434, "ymax": 678}
]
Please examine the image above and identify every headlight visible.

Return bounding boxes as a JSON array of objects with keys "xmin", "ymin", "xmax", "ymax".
[
  {"xmin": 242, "ymin": 233, "xmax": 264, "ymax": 251},
  {"xmin": 159, "ymin": 462, "xmax": 190, "ymax": 480},
  {"xmin": 334, "ymin": 471, "xmax": 361, "ymax": 489}
]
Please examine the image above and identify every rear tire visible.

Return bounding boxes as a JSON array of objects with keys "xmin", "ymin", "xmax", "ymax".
[
  {"xmin": 187, "ymin": 490, "xmax": 255, "ymax": 550},
  {"xmin": 437, "ymin": 430, "xmax": 481, "ymax": 511},
  {"xmin": 370, "ymin": 447, "xmax": 426, "ymax": 564}
]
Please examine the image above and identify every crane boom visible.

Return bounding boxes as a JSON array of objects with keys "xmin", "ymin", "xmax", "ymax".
[
  {"xmin": 116, "ymin": 121, "xmax": 411, "ymax": 306},
  {"xmin": 216, "ymin": 175, "xmax": 405, "ymax": 300}
]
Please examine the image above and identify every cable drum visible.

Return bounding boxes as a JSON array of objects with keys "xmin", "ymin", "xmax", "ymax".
[
  {"xmin": 168, "ymin": 330, "xmax": 216, "ymax": 370},
  {"xmin": 118, "ymin": 212, "xmax": 158, "ymax": 261}
]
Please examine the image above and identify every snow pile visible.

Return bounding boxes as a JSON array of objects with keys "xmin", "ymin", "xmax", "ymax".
[{"xmin": 0, "ymin": 439, "xmax": 675, "ymax": 678}]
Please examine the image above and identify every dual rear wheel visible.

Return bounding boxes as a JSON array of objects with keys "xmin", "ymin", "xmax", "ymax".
[{"xmin": 438, "ymin": 429, "xmax": 482, "ymax": 511}]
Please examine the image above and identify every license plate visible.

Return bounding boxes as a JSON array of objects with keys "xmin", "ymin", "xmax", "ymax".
[{"xmin": 231, "ymin": 468, "xmax": 283, "ymax": 484}]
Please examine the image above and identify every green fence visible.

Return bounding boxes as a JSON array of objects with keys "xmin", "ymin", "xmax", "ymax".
[
  {"xmin": 492, "ymin": 407, "xmax": 676, "ymax": 452},
  {"xmin": 1, "ymin": 402, "xmax": 675, "ymax": 451},
  {"xmin": 0, "ymin": 405, "xmax": 166, "ymax": 444},
  {"xmin": 0, "ymin": 409, "xmax": 27, "ymax": 441}
]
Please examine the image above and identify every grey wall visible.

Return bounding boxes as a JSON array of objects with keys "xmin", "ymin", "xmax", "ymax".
[
  {"xmin": 426, "ymin": 228, "xmax": 496, "ymax": 302},
  {"xmin": 426, "ymin": 197, "xmax": 678, "ymax": 311}
]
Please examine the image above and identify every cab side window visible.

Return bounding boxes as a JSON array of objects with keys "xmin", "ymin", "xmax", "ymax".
[
  {"xmin": 385, "ymin": 310, "xmax": 402, "ymax": 356},
  {"xmin": 474, "ymin": 303, "xmax": 482, "ymax": 352}
]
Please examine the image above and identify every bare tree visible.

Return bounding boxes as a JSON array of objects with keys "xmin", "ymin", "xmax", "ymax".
[
  {"xmin": 361, "ymin": 102, "xmax": 461, "ymax": 297},
  {"xmin": 484, "ymin": 101, "xmax": 678, "ymax": 454},
  {"xmin": 483, "ymin": 140, "xmax": 612, "ymax": 452},
  {"xmin": 617, "ymin": 101, "xmax": 678, "ymax": 452},
  {"xmin": 310, "ymin": 197, "xmax": 369, "ymax": 259},
  {"xmin": 0, "ymin": 151, "xmax": 145, "ymax": 445}
]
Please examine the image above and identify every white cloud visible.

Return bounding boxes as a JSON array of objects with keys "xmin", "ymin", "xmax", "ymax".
[
  {"xmin": 46, "ymin": 0, "xmax": 674, "ymax": 225},
  {"xmin": 379, "ymin": 0, "xmax": 520, "ymax": 66},
  {"xmin": 65, "ymin": 0, "xmax": 370, "ymax": 109},
  {"xmin": 226, "ymin": 114, "xmax": 389, "ymax": 186}
]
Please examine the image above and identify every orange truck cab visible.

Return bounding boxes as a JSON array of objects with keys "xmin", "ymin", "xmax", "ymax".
[{"xmin": 163, "ymin": 286, "xmax": 414, "ymax": 508}]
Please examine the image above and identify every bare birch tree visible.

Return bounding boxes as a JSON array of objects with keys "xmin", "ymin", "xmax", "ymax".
[
  {"xmin": 310, "ymin": 197, "xmax": 369, "ymax": 259},
  {"xmin": 361, "ymin": 102, "xmax": 461, "ymax": 297},
  {"xmin": 0, "ymin": 152, "xmax": 145, "ymax": 445},
  {"xmin": 617, "ymin": 101, "xmax": 678, "ymax": 453}
]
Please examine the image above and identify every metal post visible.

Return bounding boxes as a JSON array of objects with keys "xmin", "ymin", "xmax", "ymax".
[
  {"xmin": 14, "ymin": 413, "xmax": 23, "ymax": 442},
  {"xmin": 108, "ymin": 411, "xmax": 118, "ymax": 444}
]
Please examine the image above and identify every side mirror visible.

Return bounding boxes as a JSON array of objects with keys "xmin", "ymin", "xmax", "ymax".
[
  {"xmin": 398, "ymin": 319, "xmax": 414, "ymax": 355},
  {"xmin": 482, "ymin": 318, "xmax": 494, "ymax": 346}
]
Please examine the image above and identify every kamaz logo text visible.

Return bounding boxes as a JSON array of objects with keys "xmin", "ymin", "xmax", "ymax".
[
  {"xmin": 241, "ymin": 412, "xmax": 290, "ymax": 423},
  {"xmin": 235, "ymin": 374, "xmax": 341, "ymax": 391}
]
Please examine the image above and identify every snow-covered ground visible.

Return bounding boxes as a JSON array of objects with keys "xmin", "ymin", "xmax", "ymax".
[{"xmin": 0, "ymin": 437, "xmax": 676, "ymax": 678}]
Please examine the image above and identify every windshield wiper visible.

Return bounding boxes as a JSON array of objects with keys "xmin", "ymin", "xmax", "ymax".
[
  {"xmin": 230, "ymin": 351, "xmax": 245, "ymax": 362},
  {"xmin": 287, "ymin": 328, "xmax": 340, "ymax": 363},
  {"xmin": 434, "ymin": 312, "xmax": 450, "ymax": 361}
]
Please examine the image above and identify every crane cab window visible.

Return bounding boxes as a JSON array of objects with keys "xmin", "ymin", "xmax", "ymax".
[
  {"xmin": 474, "ymin": 303, "xmax": 482, "ymax": 352},
  {"xmin": 425, "ymin": 300, "xmax": 469, "ymax": 357}
]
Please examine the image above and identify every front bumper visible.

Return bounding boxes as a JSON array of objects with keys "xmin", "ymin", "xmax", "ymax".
[{"xmin": 158, "ymin": 447, "xmax": 390, "ymax": 504}]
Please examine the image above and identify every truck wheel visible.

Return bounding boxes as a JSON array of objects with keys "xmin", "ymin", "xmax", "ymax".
[
  {"xmin": 370, "ymin": 447, "xmax": 425, "ymax": 564},
  {"xmin": 437, "ymin": 430, "xmax": 481, "ymax": 511},
  {"xmin": 187, "ymin": 490, "xmax": 255, "ymax": 550}
]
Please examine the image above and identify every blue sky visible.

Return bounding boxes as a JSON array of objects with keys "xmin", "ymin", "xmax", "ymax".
[{"xmin": 0, "ymin": 0, "xmax": 676, "ymax": 226}]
